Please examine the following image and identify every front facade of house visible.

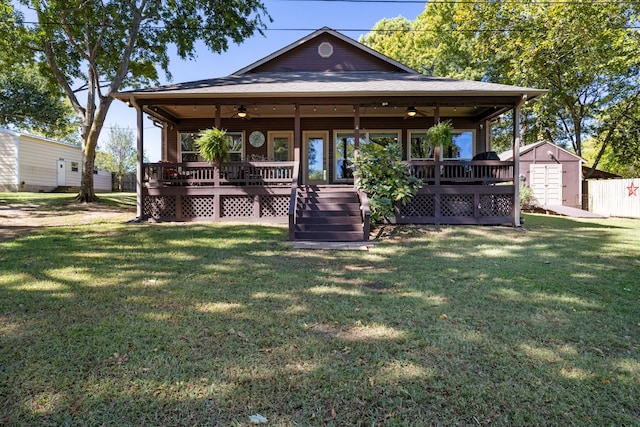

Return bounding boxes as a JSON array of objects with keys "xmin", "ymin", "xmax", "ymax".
[
  {"xmin": 0, "ymin": 128, "xmax": 112, "ymax": 192},
  {"xmin": 114, "ymin": 27, "xmax": 546, "ymax": 241}
]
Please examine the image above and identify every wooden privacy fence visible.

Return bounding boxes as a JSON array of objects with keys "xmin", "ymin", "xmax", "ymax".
[
  {"xmin": 587, "ymin": 178, "xmax": 640, "ymax": 218},
  {"xmin": 112, "ymin": 173, "xmax": 136, "ymax": 192}
]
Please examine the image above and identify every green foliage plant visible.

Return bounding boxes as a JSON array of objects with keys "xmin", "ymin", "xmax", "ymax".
[
  {"xmin": 352, "ymin": 142, "xmax": 422, "ymax": 224},
  {"xmin": 519, "ymin": 184, "xmax": 537, "ymax": 210},
  {"xmin": 195, "ymin": 127, "xmax": 229, "ymax": 165},
  {"xmin": 426, "ymin": 120, "xmax": 454, "ymax": 157}
]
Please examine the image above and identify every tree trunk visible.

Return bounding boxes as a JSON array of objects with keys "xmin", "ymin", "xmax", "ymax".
[
  {"xmin": 77, "ymin": 98, "xmax": 113, "ymax": 202},
  {"xmin": 78, "ymin": 146, "xmax": 97, "ymax": 202}
]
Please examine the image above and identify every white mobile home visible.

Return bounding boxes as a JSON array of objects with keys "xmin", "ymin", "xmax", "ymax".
[{"xmin": 0, "ymin": 128, "xmax": 111, "ymax": 192}]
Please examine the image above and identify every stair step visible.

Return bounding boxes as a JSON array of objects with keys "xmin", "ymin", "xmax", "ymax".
[
  {"xmin": 293, "ymin": 186, "xmax": 365, "ymax": 242},
  {"xmin": 297, "ymin": 210, "xmax": 361, "ymax": 218},
  {"xmin": 297, "ymin": 203, "xmax": 361, "ymax": 212},
  {"xmin": 296, "ymin": 216, "xmax": 362, "ymax": 225},
  {"xmin": 295, "ymin": 223, "xmax": 362, "ymax": 232},
  {"xmin": 294, "ymin": 231, "xmax": 364, "ymax": 242}
]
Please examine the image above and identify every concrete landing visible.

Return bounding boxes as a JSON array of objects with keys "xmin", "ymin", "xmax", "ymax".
[
  {"xmin": 290, "ymin": 241, "xmax": 374, "ymax": 251},
  {"xmin": 540, "ymin": 205, "xmax": 607, "ymax": 218}
]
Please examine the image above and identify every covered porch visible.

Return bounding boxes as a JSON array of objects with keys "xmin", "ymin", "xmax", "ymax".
[{"xmin": 112, "ymin": 27, "xmax": 545, "ymax": 241}]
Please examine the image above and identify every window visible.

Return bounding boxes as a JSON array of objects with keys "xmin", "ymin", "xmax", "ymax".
[
  {"xmin": 409, "ymin": 131, "xmax": 433, "ymax": 160},
  {"xmin": 225, "ymin": 132, "xmax": 243, "ymax": 162},
  {"xmin": 71, "ymin": 162, "xmax": 79, "ymax": 172},
  {"xmin": 180, "ymin": 132, "xmax": 199, "ymax": 162},
  {"xmin": 180, "ymin": 131, "xmax": 244, "ymax": 162},
  {"xmin": 408, "ymin": 129, "xmax": 474, "ymax": 160},
  {"xmin": 334, "ymin": 130, "xmax": 399, "ymax": 181},
  {"xmin": 448, "ymin": 130, "xmax": 474, "ymax": 160}
]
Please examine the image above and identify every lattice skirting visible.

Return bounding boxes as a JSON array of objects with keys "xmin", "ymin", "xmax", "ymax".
[
  {"xmin": 183, "ymin": 196, "xmax": 216, "ymax": 218},
  {"xmin": 479, "ymin": 194, "xmax": 513, "ymax": 217},
  {"xmin": 442, "ymin": 194, "xmax": 474, "ymax": 217},
  {"xmin": 144, "ymin": 195, "xmax": 176, "ymax": 220},
  {"xmin": 261, "ymin": 195, "xmax": 289, "ymax": 217},
  {"xmin": 397, "ymin": 193, "xmax": 514, "ymax": 223},
  {"xmin": 398, "ymin": 194, "xmax": 435, "ymax": 218},
  {"xmin": 220, "ymin": 195, "xmax": 289, "ymax": 218}
]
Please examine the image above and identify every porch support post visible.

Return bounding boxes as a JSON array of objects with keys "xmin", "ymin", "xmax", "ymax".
[
  {"xmin": 513, "ymin": 98, "xmax": 524, "ymax": 227},
  {"xmin": 130, "ymin": 96, "xmax": 144, "ymax": 219},
  {"xmin": 354, "ymin": 104, "xmax": 360, "ymax": 153},
  {"xmin": 215, "ymin": 104, "xmax": 221, "ymax": 129},
  {"xmin": 434, "ymin": 103, "xmax": 440, "ymax": 124},
  {"xmin": 294, "ymin": 103, "xmax": 301, "ymax": 163}
]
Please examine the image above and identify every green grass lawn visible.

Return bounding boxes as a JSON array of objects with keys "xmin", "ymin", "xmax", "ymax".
[{"xmin": 1, "ymin": 193, "xmax": 639, "ymax": 426}]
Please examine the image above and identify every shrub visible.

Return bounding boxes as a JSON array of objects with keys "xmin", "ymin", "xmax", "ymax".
[
  {"xmin": 519, "ymin": 185, "xmax": 537, "ymax": 209},
  {"xmin": 352, "ymin": 142, "xmax": 422, "ymax": 224}
]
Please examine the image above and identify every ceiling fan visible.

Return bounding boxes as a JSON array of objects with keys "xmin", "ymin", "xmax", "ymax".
[
  {"xmin": 404, "ymin": 106, "xmax": 430, "ymax": 119},
  {"xmin": 230, "ymin": 105, "xmax": 260, "ymax": 120}
]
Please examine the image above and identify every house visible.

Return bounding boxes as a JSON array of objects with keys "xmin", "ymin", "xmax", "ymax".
[
  {"xmin": 112, "ymin": 27, "xmax": 546, "ymax": 241},
  {"xmin": 499, "ymin": 140, "xmax": 584, "ymax": 209},
  {"xmin": 0, "ymin": 128, "xmax": 112, "ymax": 193}
]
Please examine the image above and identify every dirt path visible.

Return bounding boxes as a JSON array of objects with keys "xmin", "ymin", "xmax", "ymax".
[{"xmin": 0, "ymin": 201, "xmax": 135, "ymax": 241}]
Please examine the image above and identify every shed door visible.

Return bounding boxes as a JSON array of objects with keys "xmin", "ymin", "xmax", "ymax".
[
  {"xmin": 530, "ymin": 164, "xmax": 562, "ymax": 205},
  {"xmin": 57, "ymin": 160, "xmax": 66, "ymax": 186}
]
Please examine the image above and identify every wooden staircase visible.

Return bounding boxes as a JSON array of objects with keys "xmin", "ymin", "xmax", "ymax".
[{"xmin": 293, "ymin": 186, "xmax": 366, "ymax": 242}]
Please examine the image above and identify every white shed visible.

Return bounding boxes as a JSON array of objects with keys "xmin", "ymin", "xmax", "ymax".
[{"xmin": 0, "ymin": 128, "xmax": 112, "ymax": 192}]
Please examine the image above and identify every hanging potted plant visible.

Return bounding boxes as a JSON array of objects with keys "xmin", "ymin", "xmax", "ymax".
[
  {"xmin": 195, "ymin": 127, "xmax": 229, "ymax": 165},
  {"xmin": 425, "ymin": 120, "xmax": 455, "ymax": 158}
]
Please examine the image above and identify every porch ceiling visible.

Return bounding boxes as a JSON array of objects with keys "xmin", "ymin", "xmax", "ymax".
[{"xmin": 147, "ymin": 102, "xmax": 497, "ymax": 121}]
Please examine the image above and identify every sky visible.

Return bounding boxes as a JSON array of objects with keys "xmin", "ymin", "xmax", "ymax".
[{"xmin": 105, "ymin": 0, "xmax": 428, "ymax": 161}]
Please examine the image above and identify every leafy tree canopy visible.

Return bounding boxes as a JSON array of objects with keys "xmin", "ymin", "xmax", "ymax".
[
  {"xmin": 4, "ymin": 0, "xmax": 270, "ymax": 202},
  {"xmin": 362, "ymin": 1, "xmax": 640, "ymax": 173},
  {"xmin": 0, "ymin": 4, "xmax": 78, "ymax": 141}
]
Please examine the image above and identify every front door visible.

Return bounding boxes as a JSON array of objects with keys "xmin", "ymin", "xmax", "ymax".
[
  {"xmin": 57, "ymin": 160, "xmax": 66, "ymax": 186},
  {"xmin": 303, "ymin": 131, "xmax": 328, "ymax": 185}
]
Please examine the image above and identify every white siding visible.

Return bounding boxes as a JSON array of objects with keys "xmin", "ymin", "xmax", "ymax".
[
  {"xmin": 0, "ymin": 130, "xmax": 18, "ymax": 191},
  {"xmin": 18, "ymin": 136, "xmax": 83, "ymax": 191},
  {"xmin": 588, "ymin": 179, "xmax": 640, "ymax": 218},
  {"xmin": 94, "ymin": 171, "xmax": 113, "ymax": 192}
]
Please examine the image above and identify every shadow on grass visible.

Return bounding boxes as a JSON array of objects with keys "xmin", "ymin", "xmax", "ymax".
[{"xmin": 0, "ymin": 215, "xmax": 639, "ymax": 425}]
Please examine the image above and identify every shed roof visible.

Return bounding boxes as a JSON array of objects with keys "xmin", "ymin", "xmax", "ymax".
[{"xmin": 499, "ymin": 140, "xmax": 584, "ymax": 162}]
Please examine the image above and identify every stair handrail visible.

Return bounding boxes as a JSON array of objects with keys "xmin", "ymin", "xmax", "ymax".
[
  {"xmin": 356, "ymin": 187, "xmax": 371, "ymax": 241},
  {"xmin": 288, "ymin": 161, "xmax": 300, "ymax": 241}
]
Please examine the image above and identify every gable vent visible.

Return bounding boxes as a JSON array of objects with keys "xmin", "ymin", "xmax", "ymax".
[{"xmin": 318, "ymin": 42, "xmax": 333, "ymax": 58}]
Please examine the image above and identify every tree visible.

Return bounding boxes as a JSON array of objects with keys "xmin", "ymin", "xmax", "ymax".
[
  {"xmin": 0, "ymin": 4, "xmax": 78, "ymax": 141},
  {"xmin": 363, "ymin": 2, "xmax": 640, "ymax": 167},
  {"xmin": 360, "ymin": 4, "xmax": 482, "ymax": 80},
  {"xmin": 457, "ymin": 2, "xmax": 640, "ymax": 159},
  {"xmin": 6, "ymin": 0, "xmax": 270, "ymax": 202},
  {"xmin": 96, "ymin": 125, "xmax": 137, "ymax": 191}
]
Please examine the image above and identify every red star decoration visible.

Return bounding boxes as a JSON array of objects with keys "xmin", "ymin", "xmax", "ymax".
[{"xmin": 628, "ymin": 181, "xmax": 639, "ymax": 197}]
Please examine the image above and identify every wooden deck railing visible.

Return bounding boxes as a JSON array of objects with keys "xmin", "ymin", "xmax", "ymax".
[
  {"xmin": 407, "ymin": 160, "xmax": 514, "ymax": 185},
  {"xmin": 144, "ymin": 161, "xmax": 296, "ymax": 187}
]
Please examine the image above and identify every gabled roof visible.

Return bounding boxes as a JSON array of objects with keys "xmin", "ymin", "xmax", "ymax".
[
  {"xmin": 234, "ymin": 26, "xmax": 417, "ymax": 75},
  {"xmin": 112, "ymin": 26, "xmax": 547, "ymax": 118},
  {"xmin": 499, "ymin": 140, "xmax": 584, "ymax": 162}
]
